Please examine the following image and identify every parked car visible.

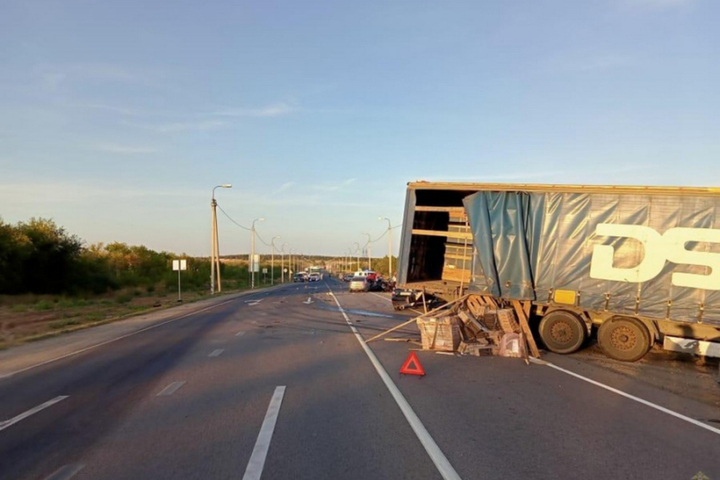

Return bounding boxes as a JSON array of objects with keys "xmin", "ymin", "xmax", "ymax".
[
  {"xmin": 349, "ymin": 276, "xmax": 369, "ymax": 292},
  {"xmin": 308, "ymin": 273, "xmax": 321, "ymax": 282}
]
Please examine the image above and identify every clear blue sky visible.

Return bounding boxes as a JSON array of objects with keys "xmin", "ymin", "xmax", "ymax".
[{"xmin": 1, "ymin": 0, "xmax": 718, "ymax": 257}]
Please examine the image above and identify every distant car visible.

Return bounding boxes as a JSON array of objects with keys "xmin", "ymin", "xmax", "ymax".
[
  {"xmin": 308, "ymin": 273, "xmax": 321, "ymax": 282},
  {"xmin": 293, "ymin": 273, "xmax": 305, "ymax": 282},
  {"xmin": 349, "ymin": 276, "xmax": 369, "ymax": 292},
  {"xmin": 343, "ymin": 273, "xmax": 354, "ymax": 282},
  {"xmin": 366, "ymin": 271, "xmax": 378, "ymax": 282}
]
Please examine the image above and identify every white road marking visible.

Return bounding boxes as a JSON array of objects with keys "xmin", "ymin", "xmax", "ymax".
[
  {"xmin": 245, "ymin": 299, "xmax": 264, "ymax": 306},
  {"xmin": 242, "ymin": 386, "xmax": 286, "ymax": 480},
  {"xmin": 327, "ymin": 287, "xmax": 461, "ymax": 480},
  {"xmin": 156, "ymin": 381, "xmax": 186, "ymax": 396},
  {"xmin": 209, "ymin": 349, "xmax": 225, "ymax": 357},
  {"xmin": 370, "ymin": 292, "xmax": 390, "ymax": 302},
  {"xmin": 529, "ymin": 357, "xmax": 720, "ymax": 436},
  {"xmin": 236, "ymin": 331, "xmax": 246, "ymax": 337},
  {"xmin": 303, "ymin": 297, "xmax": 313, "ymax": 304},
  {"xmin": 43, "ymin": 464, "xmax": 85, "ymax": 480},
  {"xmin": 1, "ymin": 295, "xmax": 251, "ymax": 379},
  {"xmin": 0, "ymin": 396, "xmax": 69, "ymax": 432}
]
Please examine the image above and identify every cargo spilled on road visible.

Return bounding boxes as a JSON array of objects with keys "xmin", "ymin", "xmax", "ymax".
[{"xmin": 394, "ymin": 182, "xmax": 720, "ymax": 365}]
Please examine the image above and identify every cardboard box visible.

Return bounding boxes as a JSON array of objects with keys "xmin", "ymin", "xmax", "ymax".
[{"xmin": 417, "ymin": 316, "xmax": 462, "ymax": 351}]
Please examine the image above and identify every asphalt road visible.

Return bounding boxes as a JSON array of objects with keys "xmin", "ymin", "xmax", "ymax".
[{"xmin": 1, "ymin": 278, "xmax": 719, "ymax": 480}]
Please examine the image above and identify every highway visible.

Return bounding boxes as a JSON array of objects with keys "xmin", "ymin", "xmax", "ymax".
[{"xmin": 1, "ymin": 278, "xmax": 719, "ymax": 480}]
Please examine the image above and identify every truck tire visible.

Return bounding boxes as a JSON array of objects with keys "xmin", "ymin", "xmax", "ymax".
[
  {"xmin": 597, "ymin": 317, "xmax": 651, "ymax": 362},
  {"xmin": 538, "ymin": 310, "xmax": 587, "ymax": 354}
]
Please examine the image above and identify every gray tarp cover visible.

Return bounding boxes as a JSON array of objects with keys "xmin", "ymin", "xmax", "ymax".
[{"xmin": 462, "ymin": 191, "xmax": 720, "ymax": 326}]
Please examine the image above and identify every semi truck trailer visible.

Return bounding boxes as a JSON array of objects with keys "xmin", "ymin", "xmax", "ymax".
[{"xmin": 396, "ymin": 182, "xmax": 720, "ymax": 361}]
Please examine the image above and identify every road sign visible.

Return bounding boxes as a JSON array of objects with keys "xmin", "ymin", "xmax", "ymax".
[
  {"xmin": 251, "ymin": 254, "xmax": 260, "ymax": 273},
  {"xmin": 172, "ymin": 259, "xmax": 187, "ymax": 271},
  {"xmin": 172, "ymin": 259, "xmax": 187, "ymax": 302},
  {"xmin": 262, "ymin": 268, "xmax": 268, "ymax": 274}
]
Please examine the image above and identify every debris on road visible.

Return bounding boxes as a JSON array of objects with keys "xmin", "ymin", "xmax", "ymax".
[{"xmin": 373, "ymin": 294, "xmax": 539, "ymax": 362}]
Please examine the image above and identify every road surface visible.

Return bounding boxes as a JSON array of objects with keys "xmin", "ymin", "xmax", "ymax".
[{"xmin": 1, "ymin": 278, "xmax": 718, "ymax": 480}]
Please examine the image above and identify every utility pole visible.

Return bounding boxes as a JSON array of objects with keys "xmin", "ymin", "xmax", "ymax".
[
  {"xmin": 271, "ymin": 236, "xmax": 280, "ymax": 285},
  {"xmin": 363, "ymin": 233, "xmax": 372, "ymax": 270},
  {"xmin": 210, "ymin": 184, "xmax": 232, "ymax": 294},
  {"xmin": 380, "ymin": 217, "xmax": 392, "ymax": 278},
  {"xmin": 353, "ymin": 242, "xmax": 361, "ymax": 271},
  {"xmin": 250, "ymin": 218, "xmax": 264, "ymax": 289},
  {"xmin": 281, "ymin": 243, "xmax": 287, "ymax": 283}
]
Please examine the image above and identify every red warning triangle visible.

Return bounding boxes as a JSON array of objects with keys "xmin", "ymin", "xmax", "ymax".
[{"xmin": 399, "ymin": 351, "xmax": 425, "ymax": 376}]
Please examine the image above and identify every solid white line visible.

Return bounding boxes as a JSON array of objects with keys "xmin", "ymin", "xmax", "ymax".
[
  {"xmin": 0, "ymin": 395, "xmax": 69, "ymax": 432},
  {"xmin": 209, "ymin": 349, "xmax": 225, "ymax": 357},
  {"xmin": 242, "ymin": 386, "xmax": 286, "ymax": 480},
  {"xmin": 369, "ymin": 292, "xmax": 390, "ymax": 302},
  {"xmin": 1, "ymin": 294, "xmax": 252, "ymax": 379},
  {"xmin": 236, "ymin": 331, "xmax": 246, "ymax": 337},
  {"xmin": 529, "ymin": 357, "xmax": 720, "ymax": 436},
  {"xmin": 327, "ymin": 287, "xmax": 461, "ymax": 480},
  {"xmin": 156, "ymin": 381, "xmax": 186, "ymax": 396},
  {"xmin": 43, "ymin": 464, "xmax": 85, "ymax": 480}
]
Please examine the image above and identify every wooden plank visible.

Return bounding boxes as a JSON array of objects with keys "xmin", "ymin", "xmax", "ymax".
[
  {"xmin": 414, "ymin": 206, "xmax": 466, "ymax": 213},
  {"xmin": 512, "ymin": 300, "xmax": 540, "ymax": 358},
  {"xmin": 412, "ymin": 229, "xmax": 473, "ymax": 240}
]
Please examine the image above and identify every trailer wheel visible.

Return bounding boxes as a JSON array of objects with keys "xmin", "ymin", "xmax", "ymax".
[
  {"xmin": 538, "ymin": 310, "xmax": 587, "ymax": 354},
  {"xmin": 598, "ymin": 317, "xmax": 651, "ymax": 362}
]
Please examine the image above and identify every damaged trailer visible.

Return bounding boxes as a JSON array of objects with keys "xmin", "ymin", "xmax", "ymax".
[{"xmin": 396, "ymin": 182, "xmax": 720, "ymax": 362}]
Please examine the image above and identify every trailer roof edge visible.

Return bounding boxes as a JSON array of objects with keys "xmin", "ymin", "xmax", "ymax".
[{"xmin": 407, "ymin": 182, "xmax": 720, "ymax": 196}]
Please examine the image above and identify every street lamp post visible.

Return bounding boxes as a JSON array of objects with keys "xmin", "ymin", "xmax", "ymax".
[
  {"xmin": 250, "ymin": 217, "xmax": 265, "ymax": 289},
  {"xmin": 380, "ymin": 217, "xmax": 392, "ymax": 279},
  {"xmin": 210, "ymin": 184, "xmax": 232, "ymax": 295},
  {"xmin": 281, "ymin": 243, "xmax": 287, "ymax": 283},
  {"xmin": 271, "ymin": 236, "xmax": 280, "ymax": 285},
  {"xmin": 362, "ymin": 233, "xmax": 372, "ymax": 270}
]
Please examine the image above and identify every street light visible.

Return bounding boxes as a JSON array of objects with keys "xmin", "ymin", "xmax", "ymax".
[
  {"xmin": 250, "ymin": 217, "xmax": 265, "ymax": 289},
  {"xmin": 380, "ymin": 217, "xmax": 393, "ymax": 280},
  {"xmin": 271, "ymin": 236, "xmax": 280, "ymax": 285},
  {"xmin": 362, "ymin": 232, "xmax": 372, "ymax": 270},
  {"xmin": 210, "ymin": 184, "xmax": 232, "ymax": 295}
]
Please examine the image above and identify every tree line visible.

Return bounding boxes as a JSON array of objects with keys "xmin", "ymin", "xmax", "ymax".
[{"xmin": 0, "ymin": 217, "xmax": 258, "ymax": 296}]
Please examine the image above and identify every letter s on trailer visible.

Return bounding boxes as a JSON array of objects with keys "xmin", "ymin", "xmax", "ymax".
[{"xmin": 395, "ymin": 181, "xmax": 720, "ymax": 362}]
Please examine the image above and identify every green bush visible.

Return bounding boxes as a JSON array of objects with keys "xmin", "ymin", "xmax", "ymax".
[
  {"xmin": 34, "ymin": 300, "xmax": 53, "ymax": 311},
  {"xmin": 115, "ymin": 294, "xmax": 132, "ymax": 304},
  {"xmin": 50, "ymin": 319, "xmax": 80, "ymax": 329}
]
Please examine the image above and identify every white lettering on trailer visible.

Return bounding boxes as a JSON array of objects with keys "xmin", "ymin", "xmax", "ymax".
[{"xmin": 590, "ymin": 224, "xmax": 720, "ymax": 290}]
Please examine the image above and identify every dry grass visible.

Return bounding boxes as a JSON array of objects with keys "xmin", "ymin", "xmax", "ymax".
[{"xmin": 0, "ymin": 288, "xmax": 214, "ymax": 348}]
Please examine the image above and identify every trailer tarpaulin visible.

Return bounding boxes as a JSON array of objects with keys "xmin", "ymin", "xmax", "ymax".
[
  {"xmin": 463, "ymin": 191, "xmax": 535, "ymax": 300},
  {"xmin": 463, "ymin": 190, "xmax": 720, "ymax": 326}
]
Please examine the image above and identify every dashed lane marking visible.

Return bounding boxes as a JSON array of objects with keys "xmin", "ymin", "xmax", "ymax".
[
  {"xmin": 1, "ymin": 295, "xmax": 250, "ymax": 379},
  {"xmin": 0, "ymin": 395, "xmax": 69, "ymax": 432},
  {"xmin": 156, "ymin": 381, "xmax": 186, "ymax": 396},
  {"xmin": 209, "ymin": 349, "xmax": 225, "ymax": 358},
  {"xmin": 242, "ymin": 386, "xmax": 286, "ymax": 480},
  {"xmin": 43, "ymin": 464, "xmax": 85, "ymax": 480}
]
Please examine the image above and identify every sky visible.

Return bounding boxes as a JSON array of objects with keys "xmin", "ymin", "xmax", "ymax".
[{"xmin": 1, "ymin": 0, "xmax": 718, "ymax": 257}]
